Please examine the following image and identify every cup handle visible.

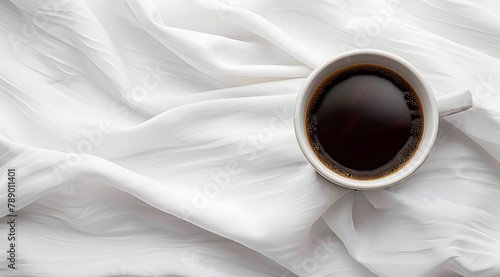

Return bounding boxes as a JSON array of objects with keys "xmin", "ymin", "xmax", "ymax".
[{"xmin": 435, "ymin": 90, "xmax": 473, "ymax": 117}]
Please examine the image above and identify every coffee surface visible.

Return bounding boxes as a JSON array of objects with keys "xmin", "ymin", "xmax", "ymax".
[{"xmin": 306, "ymin": 64, "xmax": 423, "ymax": 180}]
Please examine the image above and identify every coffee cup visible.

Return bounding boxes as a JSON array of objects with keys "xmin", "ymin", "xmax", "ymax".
[{"xmin": 294, "ymin": 49, "xmax": 473, "ymax": 190}]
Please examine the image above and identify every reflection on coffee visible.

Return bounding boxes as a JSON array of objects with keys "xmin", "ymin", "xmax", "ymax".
[{"xmin": 306, "ymin": 64, "xmax": 424, "ymax": 180}]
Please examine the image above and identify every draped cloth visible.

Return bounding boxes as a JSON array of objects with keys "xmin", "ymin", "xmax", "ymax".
[{"xmin": 1, "ymin": 0, "xmax": 500, "ymax": 276}]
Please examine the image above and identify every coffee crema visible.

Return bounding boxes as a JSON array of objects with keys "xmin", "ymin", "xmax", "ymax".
[{"xmin": 306, "ymin": 64, "xmax": 424, "ymax": 180}]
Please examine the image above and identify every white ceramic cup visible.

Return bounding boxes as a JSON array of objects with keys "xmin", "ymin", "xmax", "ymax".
[{"xmin": 294, "ymin": 49, "xmax": 473, "ymax": 190}]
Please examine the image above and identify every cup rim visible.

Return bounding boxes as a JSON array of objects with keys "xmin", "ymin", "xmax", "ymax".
[{"xmin": 294, "ymin": 49, "xmax": 438, "ymax": 190}]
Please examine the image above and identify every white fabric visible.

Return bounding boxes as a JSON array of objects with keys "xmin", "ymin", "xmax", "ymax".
[{"xmin": 0, "ymin": 0, "xmax": 500, "ymax": 276}]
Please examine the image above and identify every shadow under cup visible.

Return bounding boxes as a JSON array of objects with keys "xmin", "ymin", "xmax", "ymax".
[{"xmin": 294, "ymin": 50, "xmax": 439, "ymax": 190}]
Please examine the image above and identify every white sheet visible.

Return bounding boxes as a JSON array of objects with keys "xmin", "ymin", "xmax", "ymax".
[{"xmin": 0, "ymin": 0, "xmax": 499, "ymax": 276}]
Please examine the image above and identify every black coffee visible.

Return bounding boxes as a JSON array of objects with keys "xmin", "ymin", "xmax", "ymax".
[{"xmin": 306, "ymin": 64, "xmax": 423, "ymax": 180}]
